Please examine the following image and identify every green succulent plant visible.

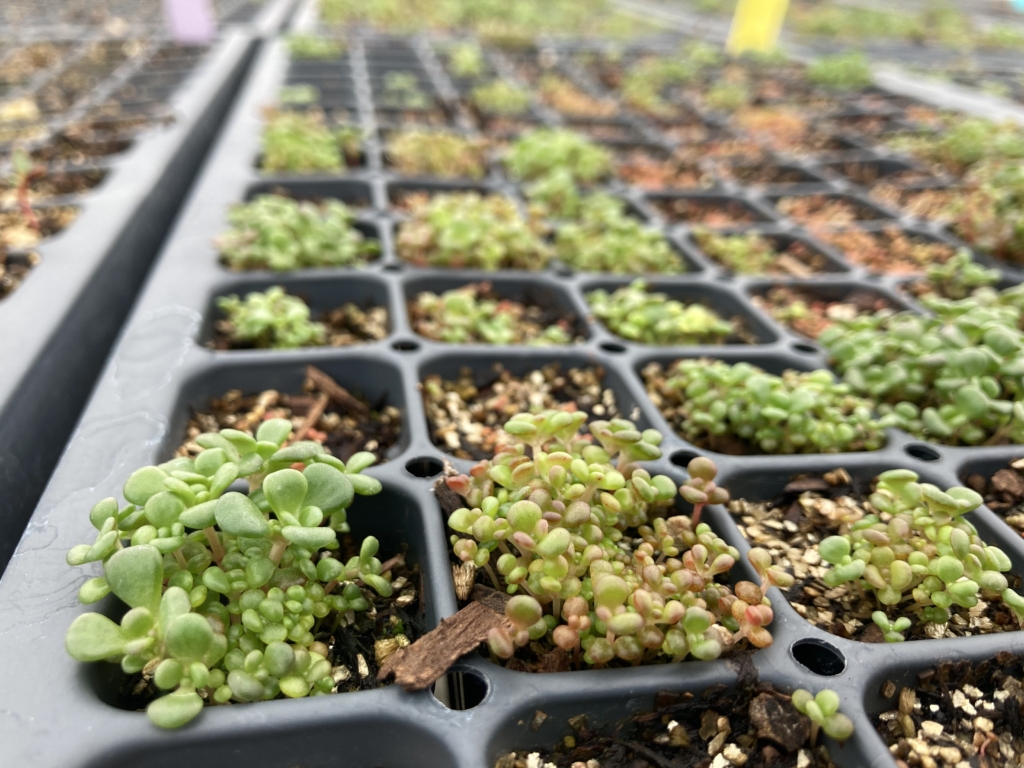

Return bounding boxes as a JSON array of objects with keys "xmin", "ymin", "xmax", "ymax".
[
  {"xmin": 817, "ymin": 469, "xmax": 1020, "ymax": 641},
  {"xmin": 386, "ymin": 129, "xmax": 486, "ymax": 179},
  {"xmin": 791, "ymin": 689, "xmax": 855, "ymax": 743},
  {"xmin": 410, "ymin": 282, "xmax": 574, "ymax": 345},
  {"xmin": 945, "ymin": 158, "xmax": 1024, "ymax": 264},
  {"xmin": 914, "ymin": 248, "xmax": 1001, "ymax": 300},
  {"xmin": 647, "ymin": 359, "xmax": 886, "ymax": 454},
  {"xmin": 287, "ymin": 35, "xmax": 344, "ymax": 59},
  {"xmin": 886, "ymin": 119, "xmax": 1024, "ymax": 177},
  {"xmin": 691, "ymin": 231, "xmax": 786, "ymax": 275},
  {"xmin": 278, "ymin": 84, "xmax": 321, "ymax": 106},
  {"xmin": 505, "ymin": 128, "xmax": 613, "ymax": 185},
  {"xmin": 446, "ymin": 419, "xmax": 781, "ymax": 667},
  {"xmin": 806, "ymin": 52, "xmax": 873, "ymax": 90},
  {"xmin": 523, "ymin": 168, "xmax": 584, "ymax": 220},
  {"xmin": 447, "ymin": 41, "xmax": 486, "ymax": 78},
  {"xmin": 396, "ymin": 192, "xmax": 551, "ymax": 270},
  {"xmin": 620, "ymin": 57, "xmax": 696, "ymax": 119},
  {"xmin": 379, "ymin": 72, "xmax": 431, "ymax": 110},
  {"xmin": 216, "ymin": 287, "xmax": 326, "ymax": 349},
  {"xmin": 216, "ymin": 195, "xmax": 378, "ymax": 271},
  {"xmin": 261, "ymin": 110, "xmax": 357, "ymax": 173},
  {"xmin": 470, "ymin": 80, "xmax": 531, "ymax": 116},
  {"xmin": 818, "ymin": 287, "xmax": 1024, "ymax": 445},
  {"xmin": 555, "ymin": 195, "xmax": 683, "ymax": 274},
  {"xmin": 586, "ymin": 280, "xmax": 735, "ymax": 345},
  {"xmin": 64, "ymin": 417, "xmax": 387, "ymax": 728},
  {"xmin": 704, "ymin": 81, "xmax": 751, "ymax": 112}
]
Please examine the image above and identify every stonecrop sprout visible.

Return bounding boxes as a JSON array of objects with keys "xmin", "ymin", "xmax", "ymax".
[
  {"xmin": 445, "ymin": 413, "xmax": 785, "ymax": 668},
  {"xmin": 64, "ymin": 417, "xmax": 388, "ymax": 728},
  {"xmin": 817, "ymin": 469, "xmax": 1023, "ymax": 641}
]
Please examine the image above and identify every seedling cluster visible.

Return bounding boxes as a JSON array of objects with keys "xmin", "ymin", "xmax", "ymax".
[
  {"xmin": 65, "ymin": 419, "xmax": 388, "ymax": 727},
  {"xmin": 446, "ymin": 419, "xmax": 782, "ymax": 666}
]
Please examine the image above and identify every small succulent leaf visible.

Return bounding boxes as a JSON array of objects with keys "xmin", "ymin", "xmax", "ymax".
[
  {"xmin": 178, "ymin": 499, "xmax": 218, "ymax": 529},
  {"xmin": 146, "ymin": 687, "xmax": 205, "ymax": 729},
  {"xmin": 281, "ymin": 525, "xmax": 336, "ymax": 549},
  {"xmin": 303, "ymin": 462, "xmax": 354, "ymax": 512},
  {"xmin": 65, "ymin": 613, "xmax": 127, "ymax": 661},
  {"xmin": 165, "ymin": 613, "xmax": 215, "ymax": 663},
  {"xmin": 264, "ymin": 469, "xmax": 309, "ymax": 517},
  {"xmin": 215, "ymin": 493, "xmax": 270, "ymax": 537},
  {"xmin": 256, "ymin": 418, "xmax": 293, "ymax": 446},
  {"xmin": 104, "ymin": 545, "xmax": 164, "ymax": 611},
  {"xmin": 123, "ymin": 467, "xmax": 169, "ymax": 505}
]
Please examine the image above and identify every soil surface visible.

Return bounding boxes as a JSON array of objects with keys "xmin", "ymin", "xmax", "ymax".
[
  {"xmin": 869, "ymin": 184, "xmax": 958, "ymax": 222},
  {"xmin": 776, "ymin": 195, "xmax": 884, "ymax": 226},
  {"xmin": 693, "ymin": 232, "xmax": 832, "ymax": 277},
  {"xmin": 494, "ymin": 670, "xmax": 837, "ymax": 768},
  {"xmin": 176, "ymin": 366, "xmax": 402, "ymax": 464},
  {"xmin": 729, "ymin": 470, "xmax": 1021, "ymax": 643},
  {"xmin": 876, "ymin": 652, "xmax": 1024, "ymax": 767},
  {"xmin": 966, "ymin": 460, "xmax": 1024, "ymax": 539},
  {"xmin": 653, "ymin": 198, "xmax": 764, "ymax": 228},
  {"xmin": 752, "ymin": 286, "xmax": 894, "ymax": 339},
  {"xmin": 814, "ymin": 227, "xmax": 957, "ymax": 274},
  {"xmin": 210, "ymin": 303, "xmax": 388, "ymax": 350},
  {"xmin": 422, "ymin": 363, "xmax": 625, "ymax": 460},
  {"xmin": 614, "ymin": 149, "xmax": 714, "ymax": 190}
]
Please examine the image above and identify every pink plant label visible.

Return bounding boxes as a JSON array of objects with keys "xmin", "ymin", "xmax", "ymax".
[{"xmin": 163, "ymin": 0, "xmax": 218, "ymax": 45}]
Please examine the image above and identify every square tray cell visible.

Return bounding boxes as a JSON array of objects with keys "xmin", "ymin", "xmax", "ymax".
[
  {"xmin": 565, "ymin": 119, "xmax": 646, "ymax": 144},
  {"xmin": 582, "ymin": 278, "xmax": 778, "ymax": 346},
  {"xmin": 772, "ymin": 192, "xmax": 897, "ymax": 226},
  {"xmin": 647, "ymin": 193, "xmax": 777, "ymax": 229},
  {"xmin": 386, "ymin": 179, "xmax": 498, "ymax": 211},
  {"xmin": 868, "ymin": 183, "xmax": 959, "ymax": 222},
  {"xmin": 245, "ymin": 179, "xmax": 376, "ymax": 210},
  {"xmin": 715, "ymin": 160, "xmax": 827, "ymax": 188},
  {"xmin": 613, "ymin": 144, "xmax": 717, "ymax": 191},
  {"xmin": 420, "ymin": 353, "xmax": 649, "ymax": 461},
  {"xmin": 813, "ymin": 225, "xmax": 960, "ymax": 275},
  {"xmin": 687, "ymin": 230, "xmax": 847, "ymax": 277},
  {"xmin": 823, "ymin": 158, "xmax": 940, "ymax": 187},
  {"xmin": 203, "ymin": 274, "xmax": 392, "ymax": 350},
  {"xmin": 404, "ymin": 275, "xmax": 588, "ymax": 345},
  {"xmin": 748, "ymin": 282, "xmax": 909, "ymax": 341}
]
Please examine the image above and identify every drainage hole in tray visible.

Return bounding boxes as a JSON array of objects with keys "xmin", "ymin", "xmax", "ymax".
[
  {"xmin": 790, "ymin": 638, "xmax": 846, "ymax": 676},
  {"xmin": 600, "ymin": 342, "xmax": 627, "ymax": 353},
  {"xmin": 393, "ymin": 339, "xmax": 420, "ymax": 351},
  {"xmin": 383, "ymin": 263, "xmax": 404, "ymax": 272},
  {"xmin": 670, "ymin": 449, "xmax": 702, "ymax": 469},
  {"xmin": 405, "ymin": 456, "xmax": 444, "ymax": 478},
  {"xmin": 432, "ymin": 667, "xmax": 488, "ymax": 710},
  {"xmin": 905, "ymin": 443, "xmax": 941, "ymax": 462},
  {"xmin": 791, "ymin": 342, "xmax": 817, "ymax": 354}
]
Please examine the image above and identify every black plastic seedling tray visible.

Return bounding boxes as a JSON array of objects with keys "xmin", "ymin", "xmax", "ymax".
[
  {"xmin": 0, "ymin": 0, "xmax": 297, "ymax": 577},
  {"xmin": 5, "ymin": 28, "xmax": 1024, "ymax": 768}
]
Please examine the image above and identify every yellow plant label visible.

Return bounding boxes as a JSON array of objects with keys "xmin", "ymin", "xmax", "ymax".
[{"xmin": 726, "ymin": 0, "xmax": 790, "ymax": 55}]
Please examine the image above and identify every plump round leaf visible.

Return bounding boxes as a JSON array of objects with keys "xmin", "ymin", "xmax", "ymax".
[
  {"xmin": 145, "ymin": 492, "xmax": 185, "ymax": 528},
  {"xmin": 104, "ymin": 545, "xmax": 163, "ymax": 611},
  {"xmin": 264, "ymin": 469, "xmax": 308, "ymax": 517},
  {"xmin": 89, "ymin": 498, "xmax": 119, "ymax": 530},
  {"xmin": 257, "ymin": 418, "xmax": 292, "ymax": 446},
  {"xmin": 179, "ymin": 499, "xmax": 218, "ymax": 529},
  {"xmin": 66, "ymin": 613, "xmax": 127, "ymax": 661},
  {"xmin": 166, "ymin": 613, "xmax": 215, "ymax": 663},
  {"xmin": 123, "ymin": 467, "xmax": 168, "ymax": 505},
  {"xmin": 303, "ymin": 463, "xmax": 353, "ymax": 512},
  {"xmin": 78, "ymin": 577, "xmax": 110, "ymax": 604},
  {"xmin": 146, "ymin": 688, "xmax": 204, "ymax": 729},
  {"xmin": 349, "ymin": 474, "xmax": 382, "ymax": 496},
  {"xmin": 281, "ymin": 525, "xmax": 337, "ymax": 549},
  {"xmin": 215, "ymin": 492, "xmax": 270, "ymax": 537}
]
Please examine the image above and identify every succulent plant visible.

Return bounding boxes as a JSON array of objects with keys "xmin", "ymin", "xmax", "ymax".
[
  {"xmin": 64, "ymin": 417, "xmax": 387, "ymax": 727},
  {"xmin": 691, "ymin": 231, "xmax": 786, "ymax": 275},
  {"xmin": 445, "ymin": 418, "xmax": 778, "ymax": 667},
  {"xmin": 791, "ymin": 689, "xmax": 855, "ymax": 743},
  {"xmin": 586, "ymin": 280, "xmax": 736, "ymax": 345},
  {"xmin": 216, "ymin": 286, "xmax": 326, "ymax": 349},
  {"xmin": 555, "ymin": 195, "xmax": 683, "ymax": 274},
  {"xmin": 523, "ymin": 168, "xmax": 584, "ymax": 220},
  {"xmin": 945, "ymin": 159, "xmax": 1024, "ymax": 265},
  {"xmin": 470, "ymin": 80, "xmax": 531, "ymax": 116},
  {"xmin": 447, "ymin": 41, "xmax": 485, "ymax": 78},
  {"xmin": 378, "ymin": 71, "xmax": 431, "ymax": 110},
  {"xmin": 505, "ymin": 128, "xmax": 613, "ymax": 185},
  {"xmin": 704, "ymin": 81, "xmax": 751, "ymax": 112},
  {"xmin": 620, "ymin": 57, "xmax": 696, "ymax": 119},
  {"xmin": 410, "ymin": 282, "xmax": 575, "ymax": 345},
  {"xmin": 818, "ymin": 290, "xmax": 1024, "ymax": 445},
  {"xmin": 396, "ymin": 192, "xmax": 551, "ymax": 270},
  {"xmin": 646, "ymin": 359, "xmax": 886, "ymax": 454},
  {"xmin": 818, "ymin": 469, "xmax": 1019, "ymax": 641},
  {"xmin": 806, "ymin": 52, "xmax": 873, "ymax": 90},
  {"xmin": 287, "ymin": 35, "xmax": 344, "ymax": 59},
  {"xmin": 261, "ymin": 110, "xmax": 352, "ymax": 173},
  {"xmin": 912, "ymin": 248, "xmax": 1001, "ymax": 300},
  {"xmin": 887, "ymin": 119, "xmax": 1024, "ymax": 177},
  {"xmin": 216, "ymin": 195, "xmax": 378, "ymax": 271},
  {"xmin": 278, "ymin": 84, "xmax": 321, "ymax": 107},
  {"xmin": 386, "ymin": 129, "xmax": 487, "ymax": 179}
]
